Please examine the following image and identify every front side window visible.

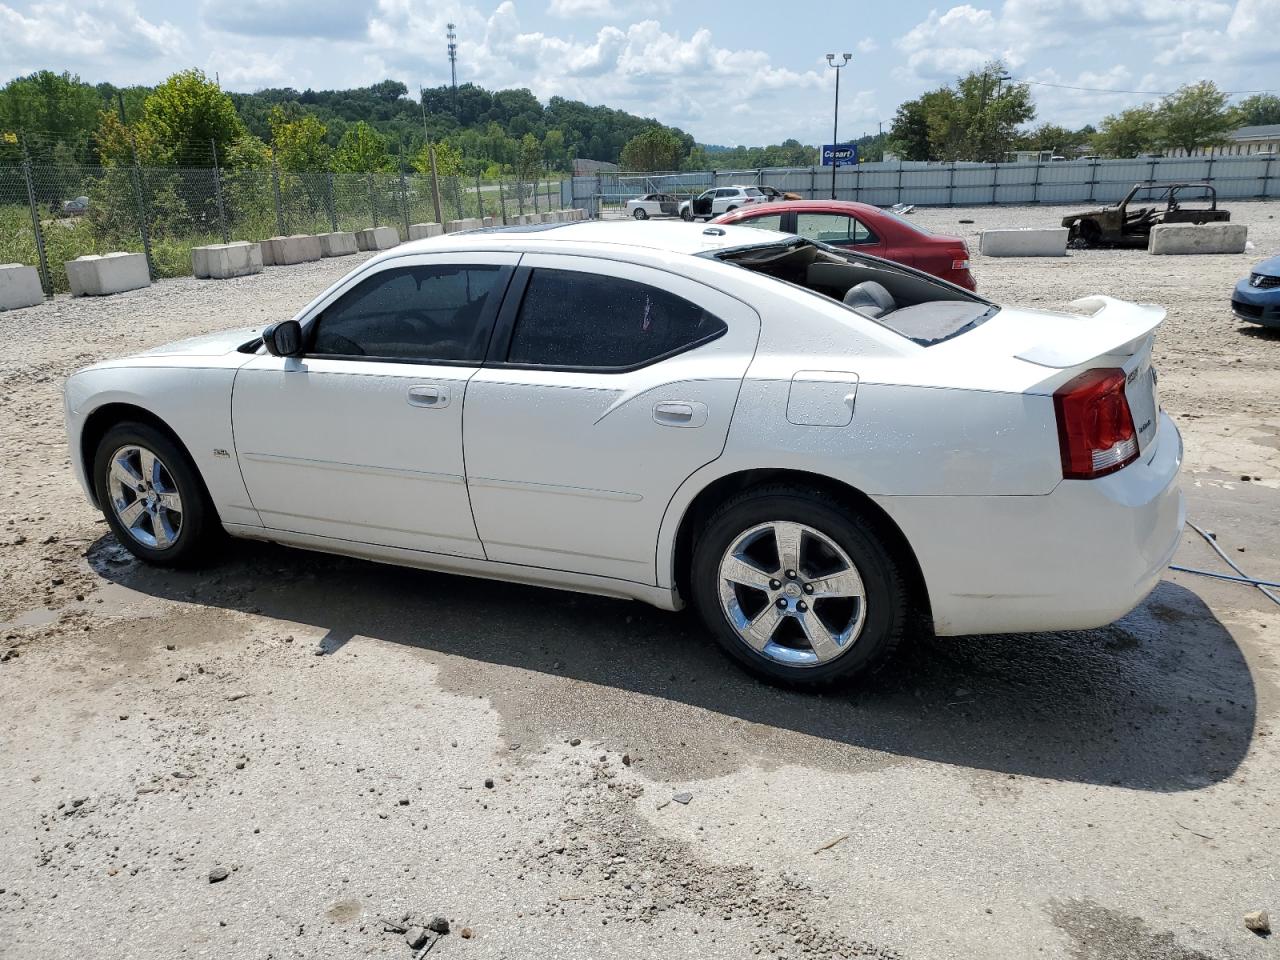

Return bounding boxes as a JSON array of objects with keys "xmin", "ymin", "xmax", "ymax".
[
  {"xmin": 310, "ymin": 264, "xmax": 505, "ymax": 362},
  {"xmin": 795, "ymin": 212, "xmax": 876, "ymax": 245},
  {"xmin": 507, "ymin": 268, "xmax": 727, "ymax": 369},
  {"xmin": 739, "ymin": 213, "xmax": 784, "ymax": 230}
]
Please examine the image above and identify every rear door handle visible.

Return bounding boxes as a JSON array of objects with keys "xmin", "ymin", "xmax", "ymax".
[
  {"xmin": 407, "ymin": 384, "xmax": 450, "ymax": 408},
  {"xmin": 653, "ymin": 401, "xmax": 707, "ymax": 428}
]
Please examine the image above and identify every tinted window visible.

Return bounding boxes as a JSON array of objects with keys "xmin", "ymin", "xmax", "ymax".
[
  {"xmin": 796, "ymin": 212, "xmax": 876, "ymax": 245},
  {"xmin": 739, "ymin": 213, "xmax": 784, "ymax": 230},
  {"xmin": 744, "ymin": 187, "xmax": 763, "ymax": 196},
  {"xmin": 507, "ymin": 269, "xmax": 727, "ymax": 369},
  {"xmin": 311, "ymin": 264, "xmax": 504, "ymax": 362}
]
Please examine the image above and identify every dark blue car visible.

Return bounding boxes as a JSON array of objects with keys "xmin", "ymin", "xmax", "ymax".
[{"xmin": 1233, "ymin": 254, "xmax": 1280, "ymax": 328}]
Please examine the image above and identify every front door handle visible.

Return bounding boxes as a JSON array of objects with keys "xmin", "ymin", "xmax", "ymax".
[
  {"xmin": 407, "ymin": 384, "xmax": 450, "ymax": 408},
  {"xmin": 653, "ymin": 401, "xmax": 707, "ymax": 428}
]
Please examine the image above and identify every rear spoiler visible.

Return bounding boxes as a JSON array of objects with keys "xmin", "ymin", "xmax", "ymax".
[{"xmin": 1015, "ymin": 296, "xmax": 1166, "ymax": 368}]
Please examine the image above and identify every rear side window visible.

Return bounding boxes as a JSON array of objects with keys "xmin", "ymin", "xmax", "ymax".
[
  {"xmin": 506, "ymin": 268, "xmax": 727, "ymax": 369},
  {"xmin": 311, "ymin": 264, "xmax": 505, "ymax": 362},
  {"xmin": 739, "ymin": 213, "xmax": 784, "ymax": 231},
  {"xmin": 796, "ymin": 213, "xmax": 876, "ymax": 245}
]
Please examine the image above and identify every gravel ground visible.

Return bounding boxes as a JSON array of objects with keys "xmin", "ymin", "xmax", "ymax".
[{"xmin": 1, "ymin": 204, "xmax": 1279, "ymax": 960}]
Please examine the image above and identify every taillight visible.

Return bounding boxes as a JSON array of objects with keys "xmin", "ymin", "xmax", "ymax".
[
  {"xmin": 1053, "ymin": 368, "xmax": 1138, "ymax": 479},
  {"xmin": 951, "ymin": 258, "xmax": 970, "ymax": 270}
]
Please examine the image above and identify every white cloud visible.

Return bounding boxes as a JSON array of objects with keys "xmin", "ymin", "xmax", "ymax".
[
  {"xmin": 1155, "ymin": 0, "xmax": 1280, "ymax": 68},
  {"xmin": 895, "ymin": 0, "xmax": 1236, "ymax": 83},
  {"xmin": 856, "ymin": 38, "xmax": 879, "ymax": 54},
  {"xmin": 546, "ymin": 0, "xmax": 670, "ymax": 17},
  {"xmin": 361, "ymin": 1, "xmax": 835, "ymax": 143},
  {"xmin": 0, "ymin": 0, "xmax": 183, "ymax": 75},
  {"xmin": 200, "ymin": 0, "xmax": 373, "ymax": 40}
]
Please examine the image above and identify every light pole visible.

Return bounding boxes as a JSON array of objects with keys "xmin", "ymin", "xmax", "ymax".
[{"xmin": 826, "ymin": 53, "xmax": 851, "ymax": 199}]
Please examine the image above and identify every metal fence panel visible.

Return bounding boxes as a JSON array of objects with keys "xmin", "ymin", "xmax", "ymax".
[{"xmin": 579, "ymin": 154, "xmax": 1279, "ymax": 214}]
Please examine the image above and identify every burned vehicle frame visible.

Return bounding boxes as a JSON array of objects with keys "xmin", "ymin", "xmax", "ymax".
[{"xmin": 1061, "ymin": 182, "xmax": 1230, "ymax": 248}]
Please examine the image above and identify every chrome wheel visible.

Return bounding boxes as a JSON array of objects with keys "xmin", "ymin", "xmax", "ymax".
[
  {"xmin": 106, "ymin": 444, "xmax": 183, "ymax": 550},
  {"xmin": 717, "ymin": 521, "xmax": 866, "ymax": 667},
  {"xmin": 633, "ymin": 208, "xmax": 648, "ymax": 220}
]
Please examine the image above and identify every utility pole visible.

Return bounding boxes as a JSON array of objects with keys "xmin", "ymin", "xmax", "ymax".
[
  {"xmin": 447, "ymin": 23, "xmax": 458, "ymax": 111},
  {"xmin": 826, "ymin": 53, "xmax": 852, "ymax": 200}
]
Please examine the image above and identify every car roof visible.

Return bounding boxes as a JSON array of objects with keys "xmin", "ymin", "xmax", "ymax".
[
  {"xmin": 382, "ymin": 219, "xmax": 795, "ymax": 259},
  {"xmin": 723, "ymin": 199, "xmax": 886, "ymax": 217}
]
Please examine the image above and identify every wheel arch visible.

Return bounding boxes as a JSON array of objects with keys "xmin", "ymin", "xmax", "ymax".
[
  {"xmin": 79, "ymin": 402, "xmax": 202, "ymax": 511},
  {"xmin": 664, "ymin": 467, "xmax": 933, "ymax": 631}
]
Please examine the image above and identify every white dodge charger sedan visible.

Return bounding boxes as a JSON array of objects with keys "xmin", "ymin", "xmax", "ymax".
[{"xmin": 65, "ymin": 220, "xmax": 1184, "ymax": 687}]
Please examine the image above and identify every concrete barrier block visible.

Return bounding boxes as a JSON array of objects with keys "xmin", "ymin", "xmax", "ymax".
[
  {"xmin": 259, "ymin": 240, "xmax": 275, "ymax": 267},
  {"xmin": 192, "ymin": 242, "xmax": 263, "ymax": 280},
  {"xmin": 65, "ymin": 252, "xmax": 150, "ymax": 297},
  {"xmin": 482, "ymin": 216, "xmax": 495, "ymax": 228},
  {"xmin": 268, "ymin": 234, "xmax": 322, "ymax": 266},
  {"xmin": 0, "ymin": 263, "xmax": 44, "ymax": 310},
  {"xmin": 979, "ymin": 227, "xmax": 1068, "ymax": 257},
  {"xmin": 540, "ymin": 212, "xmax": 556, "ymax": 223},
  {"xmin": 318, "ymin": 232, "xmax": 359, "ymax": 257},
  {"xmin": 1148, "ymin": 222, "xmax": 1248, "ymax": 255},
  {"xmin": 445, "ymin": 218, "xmax": 483, "ymax": 233},
  {"xmin": 355, "ymin": 226, "xmax": 400, "ymax": 251},
  {"xmin": 408, "ymin": 222, "xmax": 444, "ymax": 241}
]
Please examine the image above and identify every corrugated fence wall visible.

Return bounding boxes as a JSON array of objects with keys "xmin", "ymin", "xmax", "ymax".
[{"xmin": 570, "ymin": 155, "xmax": 1279, "ymax": 214}]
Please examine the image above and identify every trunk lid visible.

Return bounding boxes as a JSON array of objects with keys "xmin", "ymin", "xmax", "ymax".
[{"xmin": 1011, "ymin": 296, "xmax": 1163, "ymax": 455}]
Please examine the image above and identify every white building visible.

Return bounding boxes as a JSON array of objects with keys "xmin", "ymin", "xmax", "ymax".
[{"xmin": 1165, "ymin": 123, "xmax": 1280, "ymax": 157}]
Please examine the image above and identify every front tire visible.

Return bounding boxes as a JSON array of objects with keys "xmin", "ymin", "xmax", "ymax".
[
  {"xmin": 92, "ymin": 422, "xmax": 218, "ymax": 567},
  {"xmin": 680, "ymin": 208, "xmax": 693, "ymax": 221},
  {"xmin": 690, "ymin": 485, "xmax": 907, "ymax": 688}
]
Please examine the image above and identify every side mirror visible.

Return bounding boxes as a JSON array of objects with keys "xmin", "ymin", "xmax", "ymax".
[{"xmin": 262, "ymin": 320, "xmax": 303, "ymax": 357}]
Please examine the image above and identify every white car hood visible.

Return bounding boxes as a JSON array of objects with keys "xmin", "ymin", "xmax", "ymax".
[{"xmin": 136, "ymin": 327, "xmax": 260, "ymax": 358}]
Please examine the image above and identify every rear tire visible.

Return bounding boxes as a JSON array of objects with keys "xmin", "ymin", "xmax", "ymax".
[
  {"xmin": 689, "ymin": 485, "xmax": 907, "ymax": 688},
  {"xmin": 92, "ymin": 421, "xmax": 219, "ymax": 567},
  {"xmin": 633, "ymin": 208, "xmax": 648, "ymax": 220},
  {"xmin": 725, "ymin": 205, "xmax": 738, "ymax": 213}
]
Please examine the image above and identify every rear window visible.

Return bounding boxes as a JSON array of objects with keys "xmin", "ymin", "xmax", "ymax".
[{"xmin": 881, "ymin": 210, "xmax": 932, "ymax": 236}]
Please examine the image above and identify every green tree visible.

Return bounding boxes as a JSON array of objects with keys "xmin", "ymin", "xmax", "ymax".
[
  {"xmin": 1156, "ymin": 81, "xmax": 1234, "ymax": 155},
  {"xmin": 138, "ymin": 69, "xmax": 246, "ymax": 165},
  {"xmin": 619, "ymin": 127, "xmax": 687, "ymax": 171},
  {"xmin": 887, "ymin": 97, "xmax": 932, "ymax": 160},
  {"xmin": 1015, "ymin": 123, "xmax": 1089, "ymax": 156},
  {"xmin": 331, "ymin": 121, "xmax": 392, "ymax": 172},
  {"xmin": 0, "ymin": 70, "xmax": 102, "ymax": 163},
  {"xmin": 1091, "ymin": 106, "xmax": 1160, "ymax": 158},
  {"xmin": 516, "ymin": 132, "xmax": 542, "ymax": 181},
  {"xmin": 412, "ymin": 140, "xmax": 464, "ymax": 177},
  {"xmin": 889, "ymin": 62, "xmax": 1034, "ymax": 161},
  {"xmin": 269, "ymin": 107, "xmax": 330, "ymax": 171},
  {"xmin": 1233, "ymin": 93, "xmax": 1280, "ymax": 126},
  {"xmin": 542, "ymin": 129, "xmax": 568, "ymax": 171}
]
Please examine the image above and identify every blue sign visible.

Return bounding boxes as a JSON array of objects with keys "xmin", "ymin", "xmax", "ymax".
[{"xmin": 821, "ymin": 144, "xmax": 858, "ymax": 167}]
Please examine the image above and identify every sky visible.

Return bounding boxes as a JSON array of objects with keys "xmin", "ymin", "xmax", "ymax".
[{"xmin": 1, "ymin": 0, "xmax": 1278, "ymax": 146}]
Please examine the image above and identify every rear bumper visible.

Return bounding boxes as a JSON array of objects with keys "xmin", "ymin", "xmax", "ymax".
[{"xmin": 875, "ymin": 412, "xmax": 1184, "ymax": 636}]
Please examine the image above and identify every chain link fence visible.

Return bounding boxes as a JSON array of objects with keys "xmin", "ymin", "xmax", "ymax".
[{"xmin": 1, "ymin": 148, "xmax": 572, "ymax": 296}]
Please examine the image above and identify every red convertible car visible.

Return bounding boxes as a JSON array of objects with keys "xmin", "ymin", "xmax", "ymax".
[{"xmin": 712, "ymin": 200, "xmax": 976, "ymax": 290}]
